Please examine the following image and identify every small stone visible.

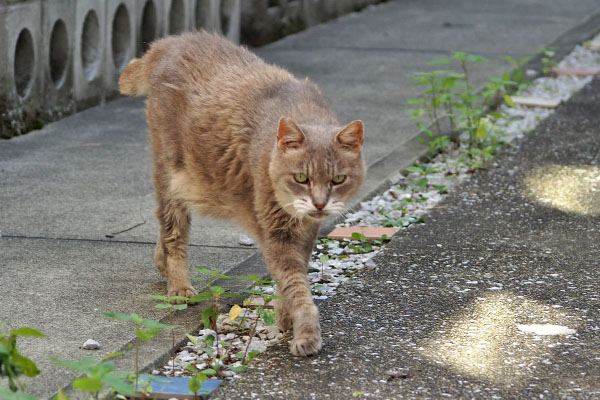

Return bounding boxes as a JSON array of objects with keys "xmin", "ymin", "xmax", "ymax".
[
  {"xmin": 82, "ymin": 339, "xmax": 100, "ymax": 350},
  {"xmin": 247, "ymin": 341, "xmax": 267, "ymax": 353},
  {"xmin": 222, "ymin": 370, "xmax": 236, "ymax": 378},
  {"xmin": 238, "ymin": 234, "xmax": 255, "ymax": 246}
]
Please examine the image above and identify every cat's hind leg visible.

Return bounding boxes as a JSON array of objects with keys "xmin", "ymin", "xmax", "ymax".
[{"xmin": 155, "ymin": 197, "xmax": 196, "ymax": 302}]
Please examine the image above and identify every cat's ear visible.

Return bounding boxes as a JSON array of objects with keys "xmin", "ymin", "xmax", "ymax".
[
  {"xmin": 277, "ymin": 117, "xmax": 306, "ymax": 151},
  {"xmin": 335, "ymin": 120, "xmax": 364, "ymax": 152}
]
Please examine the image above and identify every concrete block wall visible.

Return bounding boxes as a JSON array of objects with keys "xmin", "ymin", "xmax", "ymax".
[
  {"xmin": 1, "ymin": 0, "xmax": 382, "ymax": 138},
  {"xmin": 240, "ymin": 0, "xmax": 387, "ymax": 46}
]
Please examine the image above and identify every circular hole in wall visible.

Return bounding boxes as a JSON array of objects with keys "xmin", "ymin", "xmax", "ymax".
[
  {"xmin": 169, "ymin": 0, "xmax": 185, "ymax": 34},
  {"xmin": 195, "ymin": 0, "xmax": 209, "ymax": 29},
  {"xmin": 220, "ymin": 0, "xmax": 235, "ymax": 34},
  {"xmin": 140, "ymin": 0, "xmax": 157, "ymax": 53},
  {"xmin": 81, "ymin": 10, "xmax": 100, "ymax": 81},
  {"xmin": 49, "ymin": 19, "xmax": 69, "ymax": 88},
  {"xmin": 14, "ymin": 28, "xmax": 35, "ymax": 98},
  {"xmin": 111, "ymin": 3, "xmax": 132, "ymax": 71}
]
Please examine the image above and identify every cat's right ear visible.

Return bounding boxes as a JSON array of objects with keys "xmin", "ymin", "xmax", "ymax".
[{"xmin": 277, "ymin": 117, "xmax": 306, "ymax": 151}]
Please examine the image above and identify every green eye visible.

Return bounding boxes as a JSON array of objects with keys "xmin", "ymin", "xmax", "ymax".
[
  {"xmin": 294, "ymin": 173, "xmax": 309, "ymax": 184},
  {"xmin": 332, "ymin": 174, "xmax": 346, "ymax": 184}
]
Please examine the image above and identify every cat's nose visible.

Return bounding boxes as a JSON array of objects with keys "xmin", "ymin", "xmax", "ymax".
[{"xmin": 313, "ymin": 202, "xmax": 326, "ymax": 210}]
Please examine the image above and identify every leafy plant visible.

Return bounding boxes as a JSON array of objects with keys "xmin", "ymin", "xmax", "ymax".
[
  {"xmin": 0, "ymin": 326, "xmax": 45, "ymax": 394},
  {"xmin": 51, "ymin": 355, "xmax": 134, "ymax": 400},
  {"xmin": 149, "ymin": 295, "xmax": 189, "ymax": 376},
  {"xmin": 540, "ymin": 48, "xmax": 557, "ymax": 75},
  {"xmin": 102, "ymin": 313, "xmax": 172, "ymax": 391}
]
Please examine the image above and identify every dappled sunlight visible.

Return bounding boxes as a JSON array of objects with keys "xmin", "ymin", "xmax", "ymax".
[
  {"xmin": 523, "ymin": 164, "xmax": 600, "ymax": 216},
  {"xmin": 421, "ymin": 292, "xmax": 579, "ymax": 388}
]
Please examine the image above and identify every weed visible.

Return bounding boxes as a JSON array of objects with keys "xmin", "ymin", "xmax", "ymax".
[
  {"xmin": 0, "ymin": 325, "xmax": 45, "ymax": 395},
  {"xmin": 540, "ymin": 48, "xmax": 557, "ymax": 75},
  {"xmin": 101, "ymin": 312, "xmax": 172, "ymax": 392}
]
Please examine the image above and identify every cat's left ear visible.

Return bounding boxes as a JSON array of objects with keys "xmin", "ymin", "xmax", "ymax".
[
  {"xmin": 336, "ymin": 120, "xmax": 364, "ymax": 153},
  {"xmin": 277, "ymin": 117, "xmax": 306, "ymax": 151}
]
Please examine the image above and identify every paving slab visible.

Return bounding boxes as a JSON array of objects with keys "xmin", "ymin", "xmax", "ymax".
[
  {"xmin": 0, "ymin": 97, "xmax": 251, "ymax": 248},
  {"xmin": 213, "ymin": 76, "xmax": 600, "ymax": 400},
  {"xmin": 0, "ymin": 236, "xmax": 255, "ymax": 398}
]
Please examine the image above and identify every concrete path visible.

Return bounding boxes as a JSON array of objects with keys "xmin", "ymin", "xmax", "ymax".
[
  {"xmin": 214, "ymin": 75, "xmax": 600, "ymax": 400},
  {"xmin": 1, "ymin": 0, "xmax": 600, "ymax": 397}
]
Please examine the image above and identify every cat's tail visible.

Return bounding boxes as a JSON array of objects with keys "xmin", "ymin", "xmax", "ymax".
[{"xmin": 119, "ymin": 58, "xmax": 150, "ymax": 97}]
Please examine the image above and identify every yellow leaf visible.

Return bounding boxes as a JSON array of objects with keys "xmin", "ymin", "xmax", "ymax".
[
  {"xmin": 228, "ymin": 304, "xmax": 242, "ymax": 321},
  {"xmin": 54, "ymin": 390, "xmax": 70, "ymax": 400},
  {"xmin": 476, "ymin": 118, "xmax": 487, "ymax": 140},
  {"xmin": 504, "ymin": 94, "xmax": 515, "ymax": 107}
]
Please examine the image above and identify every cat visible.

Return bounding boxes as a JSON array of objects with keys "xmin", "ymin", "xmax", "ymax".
[{"xmin": 119, "ymin": 31, "xmax": 365, "ymax": 356}]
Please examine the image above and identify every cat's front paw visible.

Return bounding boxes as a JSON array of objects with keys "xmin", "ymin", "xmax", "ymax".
[
  {"xmin": 290, "ymin": 329, "xmax": 322, "ymax": 356},
  {"xmin": 167, "ymin": 286, "xmax": 196, "ymax": 304}
]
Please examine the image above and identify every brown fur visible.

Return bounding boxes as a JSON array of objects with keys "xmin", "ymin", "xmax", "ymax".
[{"xmin": 119, "ymin": 31, "xmax": 365, "ymax": 356}]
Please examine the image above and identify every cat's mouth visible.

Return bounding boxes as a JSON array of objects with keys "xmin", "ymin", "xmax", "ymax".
[{"xmin": 307, "ymin": 210, "xmax": 329, "ymax": 219}]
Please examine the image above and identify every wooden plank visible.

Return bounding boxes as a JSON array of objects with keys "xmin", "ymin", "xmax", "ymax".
[
  {"xmin": 551, "ymin": 67, "xmax": 600, "ymax": 76},
  {"xmin": 510, "ymin": 96, "xmax": 561, "ymax": 109},
  {"xmin": 326, "ymin": 226, "xmax": 399, "ymax": 241}
]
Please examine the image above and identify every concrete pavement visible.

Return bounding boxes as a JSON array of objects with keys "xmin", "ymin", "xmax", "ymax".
[{"xmin": 1, "ymin": 0, "xmax": 600, "ymax": 397}]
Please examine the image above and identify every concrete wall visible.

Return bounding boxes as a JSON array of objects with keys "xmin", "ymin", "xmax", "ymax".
[{"xmin": 1, "ymin": 0, "xmax": 385, "ymax": 138}]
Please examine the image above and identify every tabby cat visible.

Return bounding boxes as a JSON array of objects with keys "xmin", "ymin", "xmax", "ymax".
[{"xmin": 119, "ymin": 31, "xmax": 365, "ymax": 356}]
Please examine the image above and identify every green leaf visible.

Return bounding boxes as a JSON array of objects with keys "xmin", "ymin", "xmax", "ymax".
[
  {"xmin": 411, "ymin": 108, "xmax": 425, "ymax": 119},
  {"xmin": 10, "ymin": 327, "xmax": 45, "ymax": 338},
  {"xmin": 246, "ymin": 350, "xmax": 260, "ymax": 363},
  {"xmin": 12, "ymin": 353, "xmax": 40, "ymax": 377},
  {"xmin": 209, "ymin": 286, "xmax": 225, "ymax": 296},
  {"xmin": 189, "ymin": 374, "xmax": 206, "ymax": 394},
  {"xmin": 154, "ymin": 303, "xmax": 172, "ymax": 309},
  {"xmin": 73, "ymin": 376, "xmax": 103, "ymax": 393},
  {"xmin": 404, "ymin": 166, "xmax": 424, "ymax": 174},
  {"xmin": 204, "ymin": 347, "xmax": 215, "ymax": 359},
  {"xmin": 451, "ymin": 51, "xmax": 466, "ymax": 61},
  {"xmin": 243, "ymin": 289, "xmax": 264, "ymax": 296},
  {"xmin": 172, "ymin": 304, "xmax": 188, "ymax": 311},
  {"xmin": 488, "ymin": 111, "xmax": 505, "ymax": 119},
  {"xmin": 201, "ymin": 306, "xmax": 215, "ymax": 329},
  {"xmin": 51, "ymin": 356, "xmax": 97, "ymax": 373},
  {"xmin": 227, "ymin": 365, "xmax": 248, "ymax": 373},
  {"xmin": 101, "ymin": 351, "xmax": 124, "ymax": 361},
  {"xmin": 406, "ymin": 97, "xmax": 424, "ymax": 105},
  {"xmin": 351, "ymin": 232, "xmax": 366, "ymax": 241},
  {"xmin": 102, "ymin": 374, "xmax": 135, "ymax": 396},
  {"xmin": 259, "ymin": 308, "xmax": 276, "ymax": 326},
  {"xmin": 102, "ymin": 312, "xmax": 139, "ymax": 323},
  {"xmin": 188, "ymin": 292, "xmax": 212, "ymax": 303},
  {"xmin": 186, "ymin": 333, "xmax": 199, "ymax": 346},
  {"xmin": 220, "ymin": 292, "xmax": 243, "ymax": 298},
  {"xmin": 466, "ymin": 54, "xmax": 488, "ymax": 63},
  {"xmin": 148, "ymin": 295, "xmax": 169, "ymax": 302},
  {"xmin": 204, "ymin": 333, "xmax": 215, "ymax": 347},
  {"xmin": 0, "ymin": 387, "xmax": 40, "ymax": 400},
  {"xmin": 135, "ymin": 329, "xmax": 152, "ymax": 342},
  {"xmin": 202, "ymin": 368, "xmax": 217, "ymax": 376},
  {"xmin": 192, "ymin": 267, "xmax": 213, "ymax": 275},
  {"xmin": 504, "ymin": 94, "xmax": 515, "ymax": 107},
  {"xmin": 142, "ymin": 318, "xmax": 172, "ymax": 330}
]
